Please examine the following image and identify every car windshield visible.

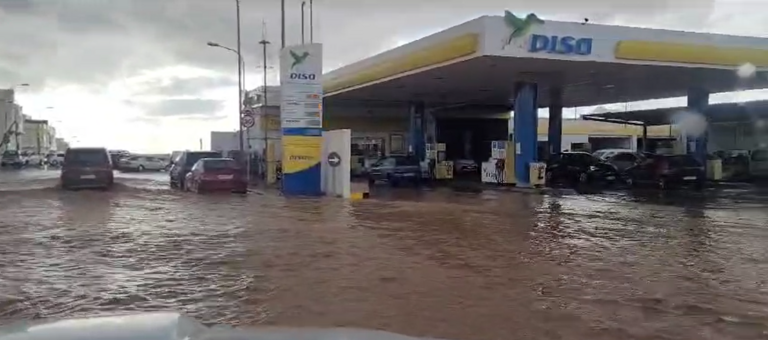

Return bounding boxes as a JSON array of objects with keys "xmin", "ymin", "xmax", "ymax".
[
  {"xmin": 185, "ymin": 152, "xmax": 221, "ymax": 166},
  {"xmin": 394, "ymin": 156, "xmax": 419, "ymax": 166},
  {"xmin": 65, "ymin": 150, "xmax": 109, "ymax": 166},
  {"xmin": 203, "ymin": 159, "xmax": 238, "ymax": 170}
]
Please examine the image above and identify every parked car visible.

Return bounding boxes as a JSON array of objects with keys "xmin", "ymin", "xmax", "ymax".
[
  {"xmin": 118, "ymin": 155, "xmax": 167, "ymax": 172},
  {"xmin": 21, "ymin": 152, "xmax": 45, "ymax": 166},
  {"xmin": 592, "ymin": 148, "xmax": 634, "ymax": 161},
  {"xmin": 60, "ymin": 147, "xmax": 114, "ymax": 190},
  {"xmin": 47, "ymin": 152, "xmax": 65, "ymax": 167},
  {"xmin": 623, "ymin": 154, "xmax": 705, "ymax": 190},
  {"xmin": 183, "ymin": 158, "xmax": 247, "ymax": 194},
  {"xmin": 749, "ymin": 149, "xmax": 768, "ymax": 179},
  {"xmin": 604, "ymin": 151, "xmax": 645, "ymax": 172},
  {"xmin": 169, "ymin": 151, "xmax": 222, "ymax": 190},
  {"xmin": 1, "ymin": 150, "xmax": 24, "ymax": 168},
  {"xmin": 545, "ymin": 152, "xmax": 620, "ymax": 186},
  {"xmin": 367, "ymin": 155, "xmax": 422, "ymax": 186},
  {"xmin": 108, "ymin": 150, "xmax": 130, "ymax": 169},
  {"xmin": 454, "ymin": 159, "xmax": 479, "ymax": 174}
]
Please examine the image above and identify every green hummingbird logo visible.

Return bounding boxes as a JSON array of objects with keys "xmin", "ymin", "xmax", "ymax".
[
  {"xmin": 503, "ymin": 11, "xmax": 544, "ymax": 46},
  {"xmin": 290, "ymin": 50, "xmax": 310, "ymax": 70}
]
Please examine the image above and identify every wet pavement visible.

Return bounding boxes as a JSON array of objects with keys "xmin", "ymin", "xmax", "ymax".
[{"xmin": 1, "ymin": 168, "xmax": 768, "ymax": 340}]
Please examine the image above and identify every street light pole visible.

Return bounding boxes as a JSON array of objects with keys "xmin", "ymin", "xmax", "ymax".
[
  {"xmin": 310, "ymin": 0, "xmax": 314, "ymax": 43},
  {"xmin": 301, "ymin": 1, "xmax": 306, "ymax": 44},
  {"xmin": 235, "ymin": 0, "xmax": 244, "ymax": 158},
  {"xmin": 259, "ymin": 34, "xmax": 270, "ymax": 183},
  {"xmin": 281, "ymin": 0, "xmax": 286, "ymax": 49}
]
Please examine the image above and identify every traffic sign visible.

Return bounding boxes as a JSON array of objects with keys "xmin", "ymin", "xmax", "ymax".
[
  {"xmin": 327, "ymin": 151, "xmax": 341, "ymax": 167},
  {"xmin": 241, "ymin": 109, "xmax": 253, "ymax": 116},
  {"xmin": 241, "ymin": 115, "xmax": 255, "ymax": 128}
]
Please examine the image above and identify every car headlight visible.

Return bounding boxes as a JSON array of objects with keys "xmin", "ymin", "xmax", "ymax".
[{"xmin": 589, "ymin": 165, "xmax": 599, "ymax": 171}]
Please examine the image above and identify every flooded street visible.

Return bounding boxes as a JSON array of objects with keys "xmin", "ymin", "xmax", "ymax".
[{"xmin": 2, "ymin": 169, "xmax": 768, "ymax": 340}]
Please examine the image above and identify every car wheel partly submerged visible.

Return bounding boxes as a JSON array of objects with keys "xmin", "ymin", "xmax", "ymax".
[{"xmin": 578, "ymin": 172, "xmax": 589, "ymax": 184}]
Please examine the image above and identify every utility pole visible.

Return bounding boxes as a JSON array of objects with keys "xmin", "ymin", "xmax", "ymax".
[
  {"xmin": 301, "ymin": 1, "xmax": 306, "ymax": 44},
  {"xmin": 259, "ymin": 21, "xmax": 271, "ymax": 183},
  {"xmin": 310, "ymin": 0, "xmax": 314, "ymax": 43},
  {"xmin": 236, "ymin": 0, "xmax": 244, "ymax": 158},
  {"xmin": 281, "ymin": 0, "xmax": 286, "ymax": 48}
]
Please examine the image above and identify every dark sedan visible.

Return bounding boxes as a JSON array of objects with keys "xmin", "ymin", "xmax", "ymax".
[
  {"xmin": 623, "ymin": 154, "xmax": 705, "ymax": 190},
  {"xmin": 368, "ymin": 156, "xmax": 423, "ymax": 186},
  {"xmin": 546, "ymin": 152, "xmax": 619, "ymax": 186}
]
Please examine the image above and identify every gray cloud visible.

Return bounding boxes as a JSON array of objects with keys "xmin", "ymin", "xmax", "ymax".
[
  {"xmin": 133, "ymin": 76, "xmax": 238, "ymax": 97},
  {"xmin": 0, "ymin": 0, "xmax": 725, "ymax": 93},
  {"xmin": 126, "ymin": 98, "xmax": 225, "ymax": 117}
]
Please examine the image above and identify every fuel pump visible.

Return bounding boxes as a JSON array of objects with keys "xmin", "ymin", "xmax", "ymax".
[
  {"xmin": 426, "ymin": 143, "xmax": 453, "ymax": 180},
  {"xmin": 482, "ymin": 140, "xmax": 516, "ymax": 185}
]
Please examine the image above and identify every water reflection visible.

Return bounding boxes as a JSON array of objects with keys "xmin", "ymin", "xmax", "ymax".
[{"xmin": 1, "ymin": 180, "xmax": 768, "ymax": 339}]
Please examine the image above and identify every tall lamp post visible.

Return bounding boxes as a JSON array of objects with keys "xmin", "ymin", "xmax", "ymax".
[
  {"xmin": 207, "ymin": 41, "xmax": 245, "ymax": 155},
  {"xmin": 309, "ymin": 0, "xmax": 314, "ymax": 43},
  {"xmin": 235, "ymin": 0, "xmax": 243, "ymax": 159},
  {"xmin": 259, "ymin": 32, "xmax": 270, "ymax": 183},
  {"xmin": 281, "ymin": 0, "xmax": 286, "ymax": 48},
  {"xmin": 205, "ymin": 0, "xmax": 244, "ymax": 160},
  {"xmin": 301, "ymin": 1, "xmax": 306, "ymax": 44}
]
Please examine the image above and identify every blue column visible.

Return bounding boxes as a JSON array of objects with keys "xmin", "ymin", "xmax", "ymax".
[
  {"xmin": 687, "ymin": 87, "xmax": 709, "ymax": 166},
  {"xmin": 547, "ymin": 87, "xmax": 563, "ymax": 158},
  {"xmin": 513, "ymin": 82, "xmax": 539, "ymax": 186},
  {"xmin": 409, "ymin": 102, "xmax": 425, "ymax": 160}
]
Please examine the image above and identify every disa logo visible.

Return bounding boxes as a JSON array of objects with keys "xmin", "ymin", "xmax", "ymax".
[{"xmin": 288, "ymin": 49, "xmax": 316, "ymax": 80}]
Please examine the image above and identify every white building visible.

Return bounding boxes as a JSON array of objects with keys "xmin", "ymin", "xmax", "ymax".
[
  {"xmin": 55, "ymin": 138, "xmax": 70, "ymax": 152},
  {"xmin": 243, "ymin": 86, "xmax": 282, "ymax": 159},
  {"xmin": 21, "ymin": 118, "xmax": 55, "ymax": 154}
]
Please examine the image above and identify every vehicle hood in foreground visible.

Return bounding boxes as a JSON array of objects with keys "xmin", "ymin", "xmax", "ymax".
[{"xmin": 0, "ymin": 312, "xmax": 450, "ymax": 340}]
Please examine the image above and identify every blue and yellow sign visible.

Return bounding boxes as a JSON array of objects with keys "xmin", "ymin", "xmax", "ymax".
[{"xmin": 282, "ymin": 135, "xmax": 322, "ymax": 196}]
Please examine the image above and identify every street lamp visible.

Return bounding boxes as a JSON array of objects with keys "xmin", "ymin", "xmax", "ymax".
[{"xmin": 207, "ymin": 40, "xmax": 245, "ymax": 156}]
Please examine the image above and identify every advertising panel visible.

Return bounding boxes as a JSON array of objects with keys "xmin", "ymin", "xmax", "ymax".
[{"xmin": 280, "ymin": 43, "xmax": 323, "ymax": 131}]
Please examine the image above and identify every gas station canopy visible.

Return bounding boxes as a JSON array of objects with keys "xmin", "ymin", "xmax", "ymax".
[
  {"xmin": 322, "ymin": 13, "xmax": 768, "ymax": 109},
  {"xmin": 582, "ymin": 100, "xmax": 768, "ymax": 126}
]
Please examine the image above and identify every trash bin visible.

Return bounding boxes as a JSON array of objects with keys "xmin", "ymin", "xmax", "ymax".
[{"xmin": 707, "ymin": 159, "xmax": 722, "ymax": 180}]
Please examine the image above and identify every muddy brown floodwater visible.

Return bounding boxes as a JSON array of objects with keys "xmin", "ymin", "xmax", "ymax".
[{"xmin": 2, "ymin": 172, "xmax": 768, "ymax": 340}]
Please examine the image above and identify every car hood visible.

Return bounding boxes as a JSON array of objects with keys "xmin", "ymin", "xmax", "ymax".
[{"xmin": 0, "ymin": 312, "xmax": 450, "ymax": 340}]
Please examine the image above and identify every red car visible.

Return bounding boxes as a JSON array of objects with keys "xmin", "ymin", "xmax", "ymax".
[{"xmin": 184, "ymin": 158, "xmax": 247, "ymax": 194}]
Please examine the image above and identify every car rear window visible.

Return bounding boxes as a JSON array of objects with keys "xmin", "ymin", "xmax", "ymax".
[
  {"xmin": 65, "ymin": 149, "xmax": 110, "ymax": 166},
  {"xmin": 666, "ymin": 155, "xmax": 701, "ymax": 167},
  {"xmin": 185, "ymin": 152, "xmax": 222, "ymax": 166},
  {"xmin": 752, "ymin": 150, "xmax": 768, "ymax": 161},
  {"xmin": 203, "ymin": 159, "xmax": 238, "ymax": 170}
]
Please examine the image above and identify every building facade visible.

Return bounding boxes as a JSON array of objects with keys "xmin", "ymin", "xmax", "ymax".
[
  {"xmin": 21, "ymin": 118, "xmax": 55, "ymax": 154},
  {"xmin": 55, "ymin": 137, "xmax": 69, "ymax": 152},
  {"xmin": 0, "ymin": 89, "xmax": 25, "ymax": 152}
]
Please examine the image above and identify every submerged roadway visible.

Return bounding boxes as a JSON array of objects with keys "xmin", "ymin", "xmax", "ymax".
[{"xmin": 1, "ymin": 169, "xmax": 768, "ymax": 339}]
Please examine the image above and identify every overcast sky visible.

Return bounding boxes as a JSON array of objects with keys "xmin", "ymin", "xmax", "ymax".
[{"xmin": 1, "ymin": 0, "xmax": 766, "ymax": 152}]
